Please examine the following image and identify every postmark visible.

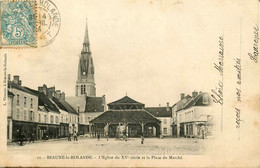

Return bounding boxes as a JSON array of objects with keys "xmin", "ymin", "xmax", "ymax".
[
  {"xmin": 37, "ymin": 0, "xmax": 61, "ymax": 47},
  {"xmin": 0, "ymin": 1, "xmax": 36, "ymax": 48}
]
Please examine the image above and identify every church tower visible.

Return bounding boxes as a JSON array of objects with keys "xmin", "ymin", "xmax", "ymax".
[{"xmin": 75, "ymin": 20, "xmax": 96, "ymax": 97}]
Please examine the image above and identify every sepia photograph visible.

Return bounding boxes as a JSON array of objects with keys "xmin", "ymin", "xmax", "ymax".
[{"xmin": 0, "ymin": 0, "xmax": 259, "ymax": 167}]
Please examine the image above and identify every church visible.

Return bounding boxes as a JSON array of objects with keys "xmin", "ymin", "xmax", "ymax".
[
  {"xmin": 67, "ymin": 19, "xmax": 168, "ymax": 138},
  {"xmin": 66, "ymin": 20, "xmax": 106, "ymax": 136}
]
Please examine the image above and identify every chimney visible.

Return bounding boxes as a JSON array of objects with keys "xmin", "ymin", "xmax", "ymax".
[
  {"xmin": 55, "ymin": 90, "xmax": 61, "ymax": 99},
  {"xmin": 38, "ymin": 86, "xmax": 43, "ymax": 92},
  {"xmin": 181, "ymin": 93, "xmax": 185, "ymax": 100},
  {"xmin": 42, "ymin": 84, "xmax": 47, "ymax": 95},
  {"xmin": 61, "ymin": 92, "xmax": 65, "ymax": 101},
  {"xmin": 192, "ymin": 91, "xmax": 198, "ymax": 98},
  {"xmin": 8, "ymin": 74, "xmax": 11, "ymax": 81},
  {"xmin": 47, "ymin": 86, "xmax": 55, "ymax": 98},
  {"xmin": 18, "ymin": 80, "xmax": 22, "ymax": 86},
  {"xmin": 13, "ymin": 75, "xmax": 19, "ymax": 84},
  {"xmin": 102, "ymin": 95, "xmax": 107, "ymax": 111},
  {"xmin": 166, "ymin": 102, "xmax": 170, "ymax": 112}
]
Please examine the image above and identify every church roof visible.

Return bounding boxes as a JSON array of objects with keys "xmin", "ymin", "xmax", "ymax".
[
  {"xmin": 90, "ymin": 109, "xmax": 161, "ymax": 124},
  {"xmin": 145, "ymin": 107, "xmax": 172, "ymax": 117},
  {"xmin": 85, "ymin": 96, "xmax": 105, "ymax": 112},
  {"xmin": 66, "ymin": 96, "xmax": 86, "ymax": 112},
  {"xmin": 108, "ymin": 96, "xmax": 144, "ymax": 105},
  {"xmin": 52, "ymin": 97, "xmax": 78, "ymax": 115}
]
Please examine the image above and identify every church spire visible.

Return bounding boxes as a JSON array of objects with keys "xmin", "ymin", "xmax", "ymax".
[
  {"xmin": 82, "ymin": 18, "xmax": 91, "ymax": 53},
  {"xmin": 75, "ymin": 18, "xmax": 96, "ymax": 97}
]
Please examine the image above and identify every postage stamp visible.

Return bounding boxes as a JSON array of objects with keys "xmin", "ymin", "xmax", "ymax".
[
  {"xmin": 37, "ymin": 0, "xmax": 61, "ymax": 47},
  {"xmin": 0, "ymin": 1, "xmax": 37, "ymax": 48}
]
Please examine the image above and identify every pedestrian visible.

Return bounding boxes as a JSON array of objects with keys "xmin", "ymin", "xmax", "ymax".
[
  {"xmin": 68, "ymin": 133, "xmax": 71, "ymax": 141},
  {"xmin": 106, "ymin": 132, "xmax": 109, "ymax": 141},
  {"xmin": 73, "ymin": 131, "xmax": 78, "ymax": 141},
  {"xmin": 123, "ymin": 130, "xmax": 127, "ymax": 141},
  {"xmin": 141, "ymin": 133, "xmax": 144, "ymax": 144},
  {"xmin": 30, "ymin": 133, "xmax": 35, "ymax": 143},
  {"xmin": 97, "ymin": 133, "xmax": 100, "ymax": 141}
]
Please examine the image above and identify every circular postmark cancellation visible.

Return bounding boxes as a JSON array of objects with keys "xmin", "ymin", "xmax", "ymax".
[{"xmin": 37, "ymin": 0, "xmax": 61, "ymax": 47}]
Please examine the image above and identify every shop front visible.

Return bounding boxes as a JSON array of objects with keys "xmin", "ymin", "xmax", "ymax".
[
  {"xmin": 60, "ymin": 123, "xmax": 69, "ymax": 137},
  {"xmin": 12, "ymin": 120, "xmax": 37, "ymax": 141}
]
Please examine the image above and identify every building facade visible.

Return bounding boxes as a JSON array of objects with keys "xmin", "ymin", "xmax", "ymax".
[
  {"xmin": 8, "ymin": 76, "xmax": 39, "ymax": 142},
  {"xmin": 7, "ymin": 75, "xmax": 79, "ymax": 142},
  {"xmin": 145, "ymin": 103, "xmax": 172, "ymax": 137},
  {"xmin": 175, "ymin": 91, "xmax": 214, "ymax": 138}
]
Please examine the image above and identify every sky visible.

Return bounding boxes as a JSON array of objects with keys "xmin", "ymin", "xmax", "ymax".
[{"xmin": 6, "ymin": 0, "xmax": 226, "ymax": 107}]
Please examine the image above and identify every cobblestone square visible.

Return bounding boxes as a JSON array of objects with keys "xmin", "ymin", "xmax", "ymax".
[{"xmin": 7, "ymin": 137, "xmax": 210, "ymax": 156}]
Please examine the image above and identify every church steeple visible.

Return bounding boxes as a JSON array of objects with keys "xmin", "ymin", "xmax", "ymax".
[
  {"xmin": 75, "ymin": 19, "xmax": 96, "ymax": 97},
  {"xmin": 82, "ymin": 19, "xmax": 91, "ymax": 53}
]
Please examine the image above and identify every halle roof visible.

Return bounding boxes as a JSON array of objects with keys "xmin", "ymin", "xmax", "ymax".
[
  {"xmin": 145, "ymin": 107, "xmax": 172, "ymax": 117},
  {"xmin": 90, "ymin": 109, "xmax": 161, "ymax": 124},
  {"xmin": 108, "ymin": 96, "xmax": 144, "ymax": 105}
]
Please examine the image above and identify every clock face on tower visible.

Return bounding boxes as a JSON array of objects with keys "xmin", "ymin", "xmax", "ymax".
[{"xmin": 83, "ymin": 71, "xmax": 86, "ymax": 75}]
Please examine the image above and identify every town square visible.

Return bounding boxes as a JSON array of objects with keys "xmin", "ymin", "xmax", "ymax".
[{"xmin": 7, "ymin": 137, "xmax": 211, "ymax": 155}]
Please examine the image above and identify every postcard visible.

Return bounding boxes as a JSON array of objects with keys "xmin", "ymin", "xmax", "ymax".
[{"xmin": 0, "ymin": 0, "xmax": 259, "ymax": 167}]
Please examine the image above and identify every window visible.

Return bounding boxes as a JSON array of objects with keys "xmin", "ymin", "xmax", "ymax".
[
  {"xmin": 30, "ymin": 98, "xmax": 33, "ymax": 108},
  {"xmin": 39, "ymin": 114, "xmax": 41, "ymax": 122},
  {"xmin": 24, "ymin": 110, "xmax": 27, "ymax": 120},
  {"xmin": 16, "ymin": 94, "xmax": 20, "ymax": 105},
  {"xmin": 50, "ymin": 115, "xmax": 54, "ymax": 123},
  {"xmin": 55, "ymin": 116, "xmax": 59, "ymax": 123},
  {"xmin": 163, "ymin": 128, "xmax": 167, "ymax": 134},
  {"xmin": 44, "ymin": 115, "xmax": 47, "ymax": 123},
  {"xmin": 83, "ymin": 85, "xmax": 86, "ymax": 94},
  {"xmin": 81, "ymin": 85, "xmax": 83, "ymax": 94},
  {"xmin": 24, "ymin": 97, "xmax": 27, "ymax": 106},
  {"xmin": 16, "ymin": 109, "xmax": 20, "ymax": 119},
  {"xmin": 29, "ymin": 111, "xmax": 34, "ymax": 121},
  {"xmin": 163, "ymin": 119, "xmax": 167, "ymax": 124}
]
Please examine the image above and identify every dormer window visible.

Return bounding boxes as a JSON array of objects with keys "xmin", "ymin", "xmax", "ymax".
[{"xmin": 202, "ymin": 95, "xmax": 209, "ymax": 104}]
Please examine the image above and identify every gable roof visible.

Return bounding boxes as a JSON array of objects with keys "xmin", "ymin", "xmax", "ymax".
[
  {"xmin": 108, "ymin": 96, "xmax": 144, "ymax": 105},
  {"xmin": 177, "ymin": 93, "xmax": 211, "ymax": 112},
  {"xmin": 85, "ymin": 96, "xmax": 105, "ymax": 112},
  {"xmin": 90, "ymin": 109, "xmax": 161, "ymax": 124},
  {"xmin": 8, "ymin": 81, "xmax": 37, "ymax": 96},
  {"xmin": 25, "ymin": 87, "xmax": 59, "ymax": 113},
  {"xmin": 174, "ymin": 95, "xmax": 192, "ymax": 111},
  {"xmin": 145, "ymin": 107, "xmax": 172, "ymax": 117}
]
